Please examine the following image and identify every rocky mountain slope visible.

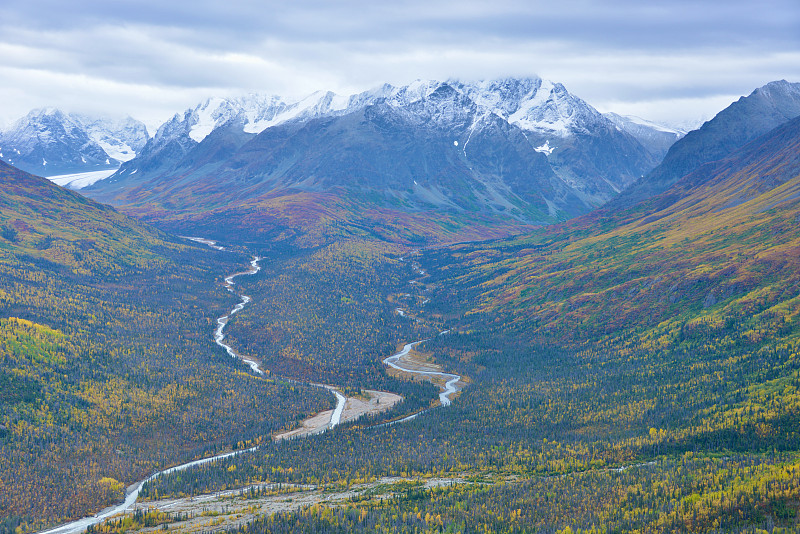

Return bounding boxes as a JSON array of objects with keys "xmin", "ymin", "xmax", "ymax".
[
  {"xmin": 423, "ymin": 111, "xmax": 800, "ymax": 341},
  {"xmin": 616, "ymin": 79, "xmax": 800, "ymax": 205}
]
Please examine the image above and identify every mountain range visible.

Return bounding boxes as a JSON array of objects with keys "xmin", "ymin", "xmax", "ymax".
[
  {"xmin": 0, "ymin": 77, "xmax": 695, "ymax": 244},
  {"xmin": 3, "ymin": 78, "xmax": 799, "ymax": 247},
  {"xmin": 0, "ymin": 109, "xmax": 149, "ymax": 177},
  {"xmin": 80, "ymin": 77, "xmax": 668, "ymax": 242}
]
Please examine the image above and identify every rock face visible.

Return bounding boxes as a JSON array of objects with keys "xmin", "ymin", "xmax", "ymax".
[
  {"xmin": 86, "ymin": 77, "xmax": 658, "ymax": 228},
  {"xmin": 0, "ymin": 109, "xmax": 148, "ymax": 177},
  {"xmin": 617, "ymin": 80, "xmax": 800, "ymax": 206}
]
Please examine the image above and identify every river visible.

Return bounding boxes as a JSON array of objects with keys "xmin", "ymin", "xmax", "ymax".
[
  {"xmin": 38, "ymin": 240, "xmax": 345, "ymax": 534},
  {"xmin": 37, "ymin": 240, "xmax": 456, "ymax": 534},
  {"xmin": 382, "ymin": 334, "xmax": 460, "ymax": 407},
  {"xmin": 213, "ymin": 255, "xmax": 264, "ymax": 375}
]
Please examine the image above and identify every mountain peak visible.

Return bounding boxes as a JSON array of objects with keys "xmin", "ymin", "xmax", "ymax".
[
  {"xmin": 616, "ymin": 79, "xmax": 800, "ymax": 206},
  {"xmin": 0, "ymin": 109, "xmax": 148, "ymax": 177},
  {"xmin": 755, "ymin": 78, "xmax": 799, "ymax": 94},
  {"xmin": 604, "ymin": 112, "xmax": 686, "ymax": 160}
]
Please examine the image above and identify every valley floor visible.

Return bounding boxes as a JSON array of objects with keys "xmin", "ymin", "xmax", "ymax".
[
  {"xmin": 274, "ymin": 389, "xmax": 402, "ymax": 441},
  {"xmin": 108, "ymin": 476, "xmax": 470, "ymax": 534}
]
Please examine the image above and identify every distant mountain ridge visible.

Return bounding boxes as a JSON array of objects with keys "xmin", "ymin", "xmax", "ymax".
[
  {"xmin": 603, "ymin": 112, "xmax": 686, "ymax": 160},
  {"xmin": 1, "ymin": 77, "xmax": 679, "ymax": 202},
  {"xmin": 0, "ymin": 109, "xmax": 148, "ymax": 177},
  {"xmin": 152, "ymin": 77, "xmax": 649, "ymax": 144}
]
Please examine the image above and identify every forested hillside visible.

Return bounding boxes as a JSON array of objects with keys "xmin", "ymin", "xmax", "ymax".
[{"xmin": 0, "ymin": 162, "xmax": 333, "ymax": 532}]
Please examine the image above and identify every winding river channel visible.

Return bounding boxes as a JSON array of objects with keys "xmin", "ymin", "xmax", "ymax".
[
  {"xmin": 383, "ymin": 336, "xmax": 460, "ymax": 407},
  {"xmin": 38, "ymin": 239, "xmax": 459, "ymax": 534},
  {"xmin": 213, "ymin": 255, "xmax": 265, "ymax": 375},
  {"xmin": 40, "ymin": 242, "xmax": 274, "ymax": 534}
]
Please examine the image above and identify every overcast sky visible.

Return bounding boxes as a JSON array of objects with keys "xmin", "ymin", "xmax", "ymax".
[{"xmin": 0, "ymin": 0, "xmax": 798, "ymax": 132}]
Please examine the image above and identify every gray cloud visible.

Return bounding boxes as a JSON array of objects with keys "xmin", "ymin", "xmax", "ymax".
[
  {"xmin": 0, "ymin": 0, "xmax": 798, "ymax": 130},
  {"xmin": 6, "ymin": 1, "xmax": 798, "ymax": 46}
]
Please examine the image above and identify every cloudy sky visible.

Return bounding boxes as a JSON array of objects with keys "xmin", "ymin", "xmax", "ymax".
[{"xmin": 0, "ymin": 0, "xmax": 798, "ymax": 132}]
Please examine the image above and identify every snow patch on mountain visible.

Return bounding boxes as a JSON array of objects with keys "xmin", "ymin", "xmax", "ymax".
[
  {"xmin": 95, "ymin": 139, "xmax": 136, "ymax": 162},
  {"xmin": 189, "ymin": 97, "xmax": 237, "ymax": 142},
  {"xmin": 75, "ymin": 114, "xmax": 149, "ymax": 161},
  {"xmin": 535, "ymin": 140, "xmax": 555, "ymax": 155},
  {"xmin": 604, "ymin": 112, "xmax": 686, "ymax": 158},
  {"xmin": 48, "ymin": 169, "xmax": 118, "ymax": 189},
  {"xmin": 246, "ymin": 91, "xmax": 344, "ymax": 132},
  {"xmin": 450, "ymin": 77, "xmax": 604, "ymax": 137}
]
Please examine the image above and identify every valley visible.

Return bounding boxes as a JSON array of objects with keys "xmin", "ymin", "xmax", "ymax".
[
  {"xmin": 25, "ymin": 223, "xmax": 471, "ymax": 534},
  {"xmin": 35, "ymin": 247, "xmax": 418, "ymax": 534},
  {"xmin": 0, "ymin": 163, "xmax": 337, "ymax": 532},
  {"xmin": 2, "ymin": 78, "xmax": 800, "ymax": 534}
]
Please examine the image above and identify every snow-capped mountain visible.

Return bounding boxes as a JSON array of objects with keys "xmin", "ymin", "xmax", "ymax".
[
  {"xmin": 109, "ymin": 77, "xmax": 656, "ymax": 207},
  {"xmin": 85, "ymin": 77, "xmax": 659, "ymax": 241},
  {"xmin": 0, "ymin": 109, "xmax": 148, "ymax": 177},
  {"xmin": 149, "ymin": 86, "xmax": 399, "ymax": 150},
  {"xmin": 168, "ymin": 77, "xmax": 638, "ymax": 143},
  {"xmin": 117, "ymin": 90, "xmax": 383, "ymax": 179},
  {"xmin": 604, "ymin": 113, "xmax": 685, "ymax": 159},
  {"xmin": 75, "ymin": 115, "xmax": 149, "ymax": 162},
  {"xmin": 453, "ymin": 78, "xmax": 607, "ymax": 136},
  {"xmin": 448, "ymin": 77, "xmax": 659, "ymax": 199}
]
